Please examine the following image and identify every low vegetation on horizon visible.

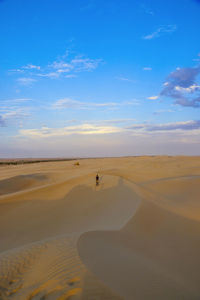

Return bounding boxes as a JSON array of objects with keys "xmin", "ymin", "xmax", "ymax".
[{"xmin": 0, "ymin": 158, "xmax": 78, "ymax": 166}]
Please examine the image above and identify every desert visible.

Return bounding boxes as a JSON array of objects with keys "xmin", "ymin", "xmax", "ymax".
[
  {"xmin": 0, "ymin": 156, "xmax": 200, "ymax": 299},
  {"xmin": 1, "ymin": 0, "xmax": 200, "ymax": 298}
]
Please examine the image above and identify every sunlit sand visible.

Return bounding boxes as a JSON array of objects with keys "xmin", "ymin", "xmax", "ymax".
[{"xmin": 0, "ymin": 156, "xmax": 200, "ymax": 299}]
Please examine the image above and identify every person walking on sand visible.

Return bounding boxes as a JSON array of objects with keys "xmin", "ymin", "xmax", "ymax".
[{"xmin": 96, "ymin": 173, "xmax": 99, "ymax": 186}]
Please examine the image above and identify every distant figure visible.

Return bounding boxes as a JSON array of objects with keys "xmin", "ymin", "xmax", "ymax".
[{"xmin": 96, "ymin": 173, "xmax": 99, "ymax": 186}]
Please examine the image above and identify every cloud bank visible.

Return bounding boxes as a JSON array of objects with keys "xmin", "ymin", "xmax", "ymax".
[
  {"xmin": 19, "ymin": 120, "xmax": 200, "ymax": 139},
  {"xmin": 7, "ymin": 119, "xmax": 199, "ymax": 157}
]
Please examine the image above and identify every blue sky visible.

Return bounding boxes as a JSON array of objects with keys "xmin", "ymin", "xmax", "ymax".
[{"xmin": 1, "ymin": 0, "xmax": 200, "ymax": 157}]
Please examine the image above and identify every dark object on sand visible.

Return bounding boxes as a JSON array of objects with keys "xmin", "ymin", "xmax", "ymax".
[{"xmin": 96, "ymin": 174, "xmax": 99, "ymax": 186}]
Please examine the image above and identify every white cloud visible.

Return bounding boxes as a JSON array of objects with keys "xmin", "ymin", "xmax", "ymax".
[
  {"xmin": 143, "ymin": 67, "xmax": 152, "ymax": 71},
  {"xmin": 143, "ymin": 25, "xmax": 177, "ymax": 40},
  {"xmin": 163, "ymin": 82, "xmax": 169, "ymax": 86},
  {"xmin": 126, "ymin": 120, "xmax": 200, "ymax": 132},
  {"xmin": 50, "ymin": 61, "xmax": 73, "ymax": 69},
  {"xmin": 123, "ymin": 99, "xmax": 140, "ymax": 105},
  {"xmin": 0, "ymin": 107, "xmax": 31, "ymax": 128},
  {"xmin": 175, "ymin": 84, "xmax": 200, "ymax": 93},
  {"xmin": 0, "ymin": 98, "xmax": 32, "ymax": 128},
  {"xmin": 0, "ymin": 98, "xmax": 31, "ymax": 104},
  {"xmin": 10, "ymin": 64, "xmax": 40, "ymax": 73},
  {"xmin": 2, "ymin": 109, "xmax": 29, "ymax": 119},
  {"xmin": 9, "ymin": 69, "xmax": 24, "ymax": 73},
  {"xmin": 22, "ymin": 64, "xmax": 41, "ymax": 70},
  {"xmin": 65, "ymin": 74, "xmax": 77, "ymax": 78},
  {"xmin": 17, "ymin": 77, "xmax": 37, "ymax": 86},
  {"xmin": 70, "ymin": 57, "xmax": 102, "ymax": 72},
  {"xmin": 20, "ymin": 124, "xmax": 123, "ymax": 138},
  {"xmin": 139, "ymin": 4, "xmax": 154, "ymax": 16},
  {"xmin": 41, "ymin": 56, "xmax": 102, "ymax": 78},
  {"xmin": 147, "ymin": 95, "xmax": 159, "ymax": 100},
  {"xmin": 45, "ymin": 55, "xmax": 103, "ymax": 78},
  {"xmin": 92, "ymin": 118, "xmax": 136, "ymax": 125},
  {"xmin": 57, "ymin": 69, "xmax": 71, "ymax": 74},
  {"xmin": 37, "ymin": 72, "xmax": 60, "ymax": 78},
  {"xmin": 53, "ymin": 98, "xmax": 140, "ymax": 110},
  {"xmin": 153, "ymin": 109, "xmax": 175, "ymax": 115},
  {"xmin": 116, "ymin": 77, "xmax": 135, "ymax": 83},
  {"xmin": 10, "ymin": 51, "xmax": 103, "ymax": 81},
  {"xmin": 53, "ymin": 98, "xmax": 118, "ymax": 110}
]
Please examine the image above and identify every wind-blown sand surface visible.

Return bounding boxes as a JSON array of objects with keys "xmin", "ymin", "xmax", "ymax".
[{"xmin": 0, "ymin": 156, "xmax": 200, "ymax": 299}]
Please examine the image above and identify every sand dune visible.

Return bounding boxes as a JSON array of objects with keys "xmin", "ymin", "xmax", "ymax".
[
  {"xmin": 78, "ymin": 200, "xmax": 200, "ymax": 299},
  {"xmin": 0, "ymin": 156, "xmax": 200, "ymax": 299},
  {"xmin": 0, "ymin": 175, "xmax": 139, "ymax": 252},
  {"xmin": 0, "ymin": 174, "xmax": 48, "ymax": 196}
]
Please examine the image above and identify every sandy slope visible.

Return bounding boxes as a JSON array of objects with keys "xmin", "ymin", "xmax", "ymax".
[
  {"xmin": 78, "ymin": 201, "xmax": 200, "ymax": 299},
  {"xmin": 0, "ymin": 156, "xmax": 200, "ymax": 299}
]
